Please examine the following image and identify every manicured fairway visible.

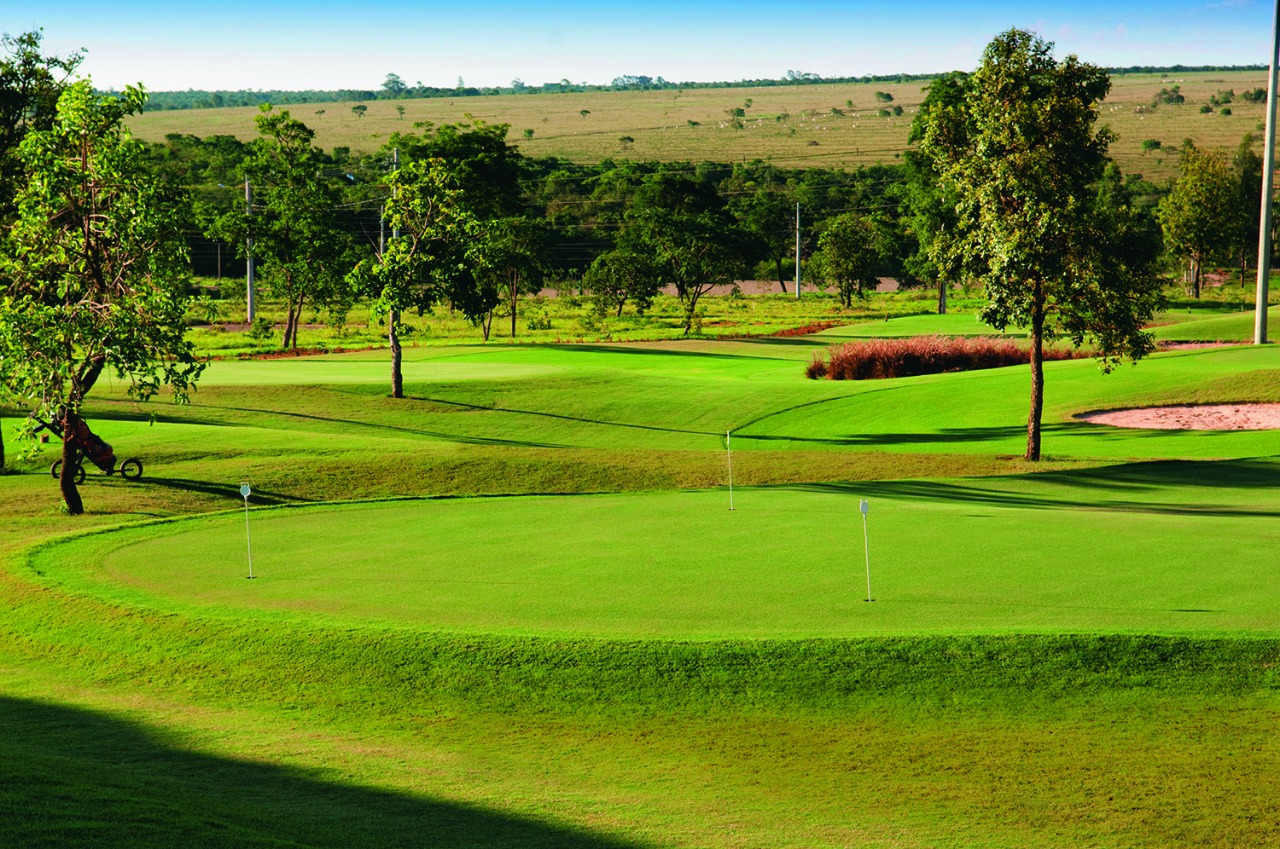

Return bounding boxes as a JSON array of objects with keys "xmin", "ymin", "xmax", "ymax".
[
  {"xmin": 34, "ymin": 459, "xmax": 1280, "ymax": 638},
  {"xmin": 5, "ymin": 309, "xmax": 1280, "ymax": 849}
]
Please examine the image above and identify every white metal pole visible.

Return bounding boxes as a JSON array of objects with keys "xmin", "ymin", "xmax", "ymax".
[
  {"xmin": 726, "ymin": 429, "xmax": 735, "ymax": 511},
  {"xmin": 241, "ymin": 483, "xmax": 254, "ymax": 579},
  {"xmin": 860, "ymin": 499, "xmax": 872, "ymax": 602},
  {"xmin": 794, "ymin": 202, "xmax": 802, "ymax": 299},
  {"xmin": 1256, "ymin": 0, "xmax": 1280, "ymax": 345}
]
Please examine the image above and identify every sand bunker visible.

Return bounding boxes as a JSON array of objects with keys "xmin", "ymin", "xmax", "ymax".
[{"xmin": 1077, "ymin": 403, "xmax": 1280, "ymax": 431}]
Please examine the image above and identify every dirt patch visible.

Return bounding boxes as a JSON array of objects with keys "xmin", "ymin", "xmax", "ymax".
[{"xmin": 1077, "ymin": 403, "xmax": 1280, "ymax": 431}]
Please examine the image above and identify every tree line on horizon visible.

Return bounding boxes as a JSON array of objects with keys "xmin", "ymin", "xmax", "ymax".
[{"xmin": 135, "ymin": 64, "xmax": 1270, "ymax": 112}]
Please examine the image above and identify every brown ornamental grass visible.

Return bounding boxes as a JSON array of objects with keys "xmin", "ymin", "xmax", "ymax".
[{"xmin": 806, "ymin": 334, "xmax": 1091, "ymax": 380}]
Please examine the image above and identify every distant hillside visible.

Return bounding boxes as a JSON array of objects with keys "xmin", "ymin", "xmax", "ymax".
[
  {"xmin": 127, "ymin": 69, "xmax": 1271, "ymax": 183},
  {"xmin": 134, "ymin": 65, "xmax": 1268, "ymax": 112}
]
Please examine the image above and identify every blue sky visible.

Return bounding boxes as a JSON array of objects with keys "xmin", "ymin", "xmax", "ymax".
[{"xmin": 14, "ymin": 0, "xmax": 1275, "ymax": 92}]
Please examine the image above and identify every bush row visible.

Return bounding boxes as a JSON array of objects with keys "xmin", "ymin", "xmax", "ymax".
[{"xmin": 806, "ymin": 335, "xmax": 1091, "ymax": 380}]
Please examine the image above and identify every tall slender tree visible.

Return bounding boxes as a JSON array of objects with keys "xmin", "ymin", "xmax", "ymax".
[
  {"xmin": 919, "ymin": 29, "xmax": 1161, "ymax": 461},
  {"xmin": 349, "ymin": 157, "xmax": 476, "ymax": 397},
  {"xmin": 1158, "ymin": 142, "xmax": 1242, "ymax": 299}
]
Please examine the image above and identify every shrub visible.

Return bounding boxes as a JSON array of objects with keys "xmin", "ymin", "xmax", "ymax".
[
  {"xmin": 804, "ymin": 353, "xmax": 828, "ymax": 379},
  {"xmin": 1141, "ymin": 139, "xmax": 1162, "ymax": 151},
  {"xmin": 807, "ymin": 335, "xmax": 1091, "ymax": 380}
]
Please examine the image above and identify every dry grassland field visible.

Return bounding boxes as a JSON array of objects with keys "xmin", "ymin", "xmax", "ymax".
[{"xmin": 128, "ymin": 70, "xmax": 1271, "ymax": 181}]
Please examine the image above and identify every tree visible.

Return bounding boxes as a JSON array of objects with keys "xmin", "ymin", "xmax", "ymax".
[
  {"xmin": 390, "ymin": 122, "xmax": 524, "ymax": 220},
  {"xmin": 583, "ymin": 247, "xmax": 662, "ymax": 317},
  {"xmin": 1233, "ymin": 135, "xmax": 1264, "ymax": 286},
  {"xmin": 202, "ymin": 105, "xmax": 353, "ymax": 349},
  {"xmin": 902, "ymin": 72, "xmax": 968, "ymax": 313},
  {"xmin": 919, "ymin": 29, "xmax": 1161, "ymax": 461},
  {"xmin": 0, "ymin": 81, "xmax": 204, "ymax": 513},
  {"xmin": 1157, "ymin": 142, "xmax": 1241, "ymax": 298},
  {"xmin": 351, "ymin": 104, "xmax": 367, "ymax": 119},
  {"xmin": 382, "ymin": 73, "xmax": 407, "ymax": 98},
  {"xmin": 620, "ymin": 173, "xmax": 750, "ymax": 334},
  {"xmin": 349, "ymin": 158, "xmax": 476, "ymax": 397},
  {"xmin": 813, "ymin": 213, "xmax": 891, "ymax": 307},
  {"xmin": 724, "ymin": 163, "xmax": 796, "ymax": 292},
  {"xmin": 0, "ymin": 29, "xmax": 83, "ymax": 472},
  {"xmin": 471, "ymin": 216, "xmax": 549, "ymax": 339}
]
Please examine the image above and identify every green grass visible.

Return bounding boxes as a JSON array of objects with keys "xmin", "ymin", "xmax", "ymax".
[
  {"xmin": 30, "ymin": 462, "xmax": 1280, "ymax": 638},
  {"xmin": 3, "ymin": 298, "xmax": 1280, "ymax": 847}
]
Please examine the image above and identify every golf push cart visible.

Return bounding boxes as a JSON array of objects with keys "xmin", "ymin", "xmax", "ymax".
[{"xmin": 34, "ymin": 410, "xmax": 143, "ymax": 484}]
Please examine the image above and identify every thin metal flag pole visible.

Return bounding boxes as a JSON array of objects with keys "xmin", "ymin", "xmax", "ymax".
[
  {"xmin": 240, "ymin": 482, "xmax": 255, "ymax": 579},
  {"xmin": 860, "ymin": 499, "xmax": 873, "ymax": 602}
]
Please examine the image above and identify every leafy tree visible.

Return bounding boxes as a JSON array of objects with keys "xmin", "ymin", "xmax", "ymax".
[
  {"xmin": 0, "ymin": 29, "xmax": 83, "ymax": 471},
  {"xmin": 349, "ymin": 158, "xmax": 476, "ymax": 397},
  {"xmin": 351, "ymin": 104, "xmax": 367, "ymax": 119},
  {"xmin": 0, "ymin": 82, "xmax": 204, "ymax": 512},
  {"xmin": 583, "ymin": 247, "xmax": 661, "ymax": 317},
  {"xmin": 1157, "ymin": 142, "xmax": 1242, "ymax": 298},
  {"xmin": 390, "ymin": 122, "xmax": 524, "ymax": 220},
  {"xmin": 813, "ymin": 213, "xmax": 892, "ymax": 306},
  {"xmin": 723, "ymin": 162, "xmax": 796, "ymax": 292},
  {"xmin": 1233, "ymin": 134, "xmax": 1264, "ymax": 285},
  {"xmin": 471, "ymin": 216, "xmax": 549, "ymax": 339},
  {"xmin": 620, "ymin": 173, "xmax": 750, "ymax": 334},
  {"xmin": 903, "ymin": 71, "xmax": 968, "ymax": 313},
  {"xmin": 202, "ymin": 106, "xmax": 354, "ymax": 349},
  {"xmin": 919, "ymin": 29, "xmax": 1161, "ymax": 461},
  {"xmin": 382, "ymin": 73, "xmax": 407, "ymax": 98}
]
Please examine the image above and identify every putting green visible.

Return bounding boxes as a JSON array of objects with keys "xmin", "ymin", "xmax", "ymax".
[{"xmin": 32, "ymin": 463, "xmax": 1280, "ymax": 639}]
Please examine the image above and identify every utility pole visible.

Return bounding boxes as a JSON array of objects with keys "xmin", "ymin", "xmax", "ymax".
[
  {"xmin": 388, "ymin": 148, "xmax": 404, "ymax": 398},
  {"xmin": 794, "ymin": 202, "xmax": 801, "ymax": 299},
  {"xmin": 245, "ymin": 177, "xmax": 256, "ymax": 323},
  {"xmin": 1256, "ymin": 0, "xmax": 1280, "ymax": 344}
]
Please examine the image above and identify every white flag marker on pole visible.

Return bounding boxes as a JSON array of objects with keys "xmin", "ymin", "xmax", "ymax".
[
  {"xmin": 860, "ymin": 498, "xmax": 873, "ymax": 602},
  {"xmin": 726, "ymin": 429, "xmax": 735, "ymax": 511},
  {"xmin": 240, "ymin": 482, "xmax": 255, "ymax": 580}
]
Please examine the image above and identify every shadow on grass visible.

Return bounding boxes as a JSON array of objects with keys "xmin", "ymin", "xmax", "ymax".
[
  {"xmin": 0, "ymin": 695, "xmax": 649, "ymax": 849},
  {"xmin": 140, "ymin": 477, "xmax": 308, "ymax": 506},
  {"xmin": 413, "ymin": 396, "xmax": 722, "ymax": 439},
  {"xmin": 782, "ymin": 458, "xmax": 1280, "ymax": 517}
]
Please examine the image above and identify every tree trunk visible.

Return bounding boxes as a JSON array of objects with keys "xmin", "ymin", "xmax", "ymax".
[
  {"xmin": 60, "ymin": 430, "xmax": 84, "ymax": 515},
  {"xmin": 1190, "ymin": 256, "xmax": 1202, "ymax": 299},
  {"xmin": 937, "ymin": 279, "xmax": 948, "ymax": 315},
  {"xmin": 0, "ymin": 415, "xmax": 6, "ymax": 472},
  {"xmin": 776, "ymin": 257, "xmax": 786, "ymax": 292},
  {"xmin": 509, "ymin": 279, "xmax": 518, "ymax": 339},
  {"xmin": 389, "ymin": 308, "xmax": 403, "ymax": 398},
  {"xmin": 1026, "ymin": 300, "xmax": 1045, "ymax": 462}
]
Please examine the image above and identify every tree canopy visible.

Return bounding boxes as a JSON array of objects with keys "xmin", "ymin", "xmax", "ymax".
[
  {"xmin": 918, "ymin": 29, "xmax": 1161, "ymax": 461},
  {"xmin": 0, "ymin": 81, "xmax": 204, "ymax": 512},
  {"xmin": 1158, "ymin": 142, "xmax": 1244, "ymax": 298}
]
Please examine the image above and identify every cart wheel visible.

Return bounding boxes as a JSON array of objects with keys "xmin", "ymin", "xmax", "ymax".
[
  {"xmin": 120, "ymin": 458, "xmax": 144, "ymax": 481},
  {"xmin": 51, "ymin": 460, "xmax": 86, "ymax": 485}
]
